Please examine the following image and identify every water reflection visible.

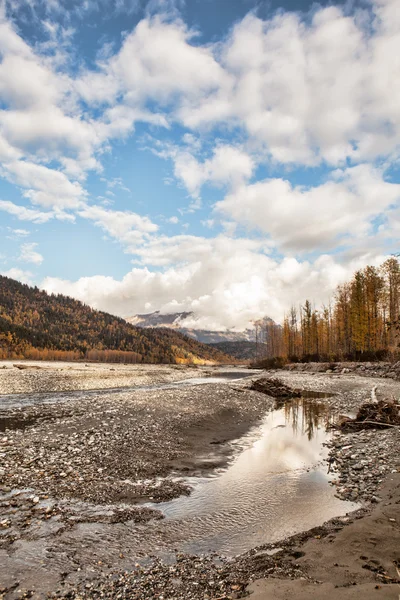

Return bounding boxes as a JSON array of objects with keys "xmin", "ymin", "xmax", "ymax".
[
  {"xmin": 284, "ymin": 397, "xmax": 336, "ymax": 441},
  {"xmin": 154, "ymin": 397, "xmax": 356, "ymax": 556}
]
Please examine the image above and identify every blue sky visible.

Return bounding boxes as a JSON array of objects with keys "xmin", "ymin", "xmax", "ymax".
[{"xmin": 0, "ymin": 0, "xmax": 399, "ymax": 329}]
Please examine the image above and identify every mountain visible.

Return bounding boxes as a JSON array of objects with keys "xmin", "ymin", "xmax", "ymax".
[
  {"xmin": 0, "ymin": 276, "xmax": 232, "ymax": 365},
  {"xmin": 128, "ymin": 311, "xmax": 194, "ymax": 328},
  {"xmin": 126, "ymin": 311, "xmax": 258, "ymax": 344}
]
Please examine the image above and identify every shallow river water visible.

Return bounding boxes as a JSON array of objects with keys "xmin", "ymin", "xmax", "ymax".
[
  {"xmin": 0, "ymin": 368, "xmax": 260, "ymax": 410},
  {"xmin": 149, "ymin": 395, "xmax": 357, "ymax": 556}
]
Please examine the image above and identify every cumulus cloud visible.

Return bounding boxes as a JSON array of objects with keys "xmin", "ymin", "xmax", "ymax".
[
  {"xmin": 73, "ymin": 15, "xmax": 225, "ymax": 149},
  {"xmin": 1, "ymin": 0, "xmax": 399, "ymax": 188},
  {"xmin": 77, "ymin": 205, "xmax": 158, "ymax": 249},
  {"xmin": 0, "ymin": 267, "xmax": 33, "ymax": 283},
  {"xmin": 18, "ymin": 242, "xmax": 43, "ymax": 265},
  {"xmin": 178, "ymin": 0, "xmax": 400, "ymax": 166},
  {"xmin": 100, "ymin": 16, "xmax": 225, "ymax": 106},
  {"xmin": 2, "ymin": 0, "xmax": 400, "ymax": 182},
  {"xmin": 0, "ymin": 18, "xmax": 103, "ymax": 175},
  {"xmin": 216, "ymin": 165, "xmax": 400, "ymax": 252},
  {"xmin": 42, "ymin": 235, "xmax": 388, "ymax": 328},
  {"xmin": 3, "ymin": 161, "xmax": 86, "ymax": 209},
  {"xmin": 155, "ymin": 142, "xmax": 255, "ymax": 202}
]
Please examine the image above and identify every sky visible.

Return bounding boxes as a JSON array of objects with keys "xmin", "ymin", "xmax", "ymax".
[{"xmin": 0, "ymin": 0, "xmax": 399, "ymax": 330}]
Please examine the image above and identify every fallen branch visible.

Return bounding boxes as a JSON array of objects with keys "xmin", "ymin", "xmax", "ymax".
[
  {"xmin": 351, "ymin": 420, "xmax": 400, "ymax": 429},
  {"xmin": 339, "ymin": 398, "xmax": 400, "ymax": 430}
]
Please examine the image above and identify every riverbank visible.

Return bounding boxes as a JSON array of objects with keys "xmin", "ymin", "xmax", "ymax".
[
  {"xmin": 0, "ymin": 361, "xmax": 219, "ymax": 396},
  {"xmin": 282, "ymin": 360, "xmax": 400, "ymax": 381},
  {"xmin": 0, "ymin": 365, "xmax": 399, "ymax": 599}
]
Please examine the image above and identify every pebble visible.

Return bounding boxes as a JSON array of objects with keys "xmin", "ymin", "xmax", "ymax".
[{"xmin": 326, "ymin": 428, "xmax": 399, "ymax": 503}]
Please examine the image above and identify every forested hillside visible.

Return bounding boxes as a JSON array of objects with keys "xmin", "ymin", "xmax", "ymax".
[
  {"xmin": 210, "ymin": 341, "xmax": 267, "ymax": 361},
  {"xmin": 254, "ymin": 258, "xmax": 400, "ymax": 364},
  {"xmin": 0, "ymin": 276, "xmax": 231, "ymax": 364}
]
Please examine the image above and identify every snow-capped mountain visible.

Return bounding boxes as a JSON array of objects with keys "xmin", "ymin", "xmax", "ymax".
[{"xmin": 125, "ymin": 311, "xmax": 259, "ymax": 344}]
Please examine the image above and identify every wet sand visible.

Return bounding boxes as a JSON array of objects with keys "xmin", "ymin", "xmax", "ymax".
[
  {"xmin": 248, "ymin": 471, "xmax": 400, "ymax": 600},
  {"xmin": 0, "ymin": 363, "xmax": 399, "ymax": 599}
]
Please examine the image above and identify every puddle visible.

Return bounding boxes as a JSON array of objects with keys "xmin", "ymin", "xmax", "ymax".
[{"xmin": 150, "ymin": 397, "xmax": 357, "ymax": 556}]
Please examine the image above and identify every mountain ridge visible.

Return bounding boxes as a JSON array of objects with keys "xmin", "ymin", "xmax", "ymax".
[
  {"xmin": 0, "ymin": 276, "xmax": 232, "ymax": 365},
  {"xmin": 125, "ymin": 310, "xmax": 261, "ymax": 344}
]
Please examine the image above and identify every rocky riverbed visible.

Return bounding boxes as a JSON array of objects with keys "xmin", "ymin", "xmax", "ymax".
[
  {"xmin": 283, "ymin": 359, "xmax": 400, "ymax": 380},
  {"xmin": 0, "ymin": 363, "xmax": 399, "ymax": 599},
  {"xmin": 0, "ymin": 362, "xmax": 213, "ymax": 396},
  {"xmin": 327, "ymin": 428, "xmax": 399, "ymax": 504}
]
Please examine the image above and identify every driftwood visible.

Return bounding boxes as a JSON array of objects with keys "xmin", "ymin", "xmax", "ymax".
[
  {"xmin": 250, "ymin": 377, "xmax": 301, "ymax": 399},
  {"xmin": 340, "ymin": 399, "xmax": 400, "ymax": 430},
  {"xmin": 351, "ymin": 420, "xmax": 399, "ymax": 429}
]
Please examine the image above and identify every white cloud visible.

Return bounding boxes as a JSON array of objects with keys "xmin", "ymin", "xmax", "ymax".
[
  {"xmin": 1, "ymin": 0, "xmax": 399, "ymax": 199},
  {"xmin": 77, "ymin": 204, "xmax": 158, "ymax": 249},
  {"xmin": 0, "ymin": 267, "xmax": 33, "ymax": 283},
  {"xmin": 132, "ymin": 234, "xmax": 218, "ymax": 266},
  {"xmin": 167, "ymin": 144, "xmax": 255, "ymax": 201},
  {"xmin": 216, "ymin": 164, "xmax": 400, "ymax": 252},
  {"xmin": 0, "ymin": 18, "xmax": 103, "ymax": 175},
  {"xmin": 1, "ymin": 0, "xmax": 400, "ymax": 182},
  {"xmin": 177, "ymin": 0, "xmax": 400, "ymax": 166},
  {"xmin": 106, "ymin": 177, "xmax": 131, "ymax": 193},
  {"xmin": 0, "ymin": 199, "xmax": 55, "ymax": 223},
  {"xmin": 41, "ymin": 234, "xmax": 388, "ymax": 329},
  {"xmin": 3, "ymin": 160, "xmax": 86, "ymax": 209},
  {"xmin": 110, "ymin": 16, "xmax": 226, "ymax": 106},
  {"xmin": 19, "ymin": 242, "xmax": 43, "ymax": 265},
  {"xmin": 0, "ymin": 132, "xmax": 22, "ymax": 162},
  {"xmin": 73, "ymin": 15, "xmax": 225, "ymax": 146},
  {"xmin": 7, "ymin": 227, "xmax": 30, "ymax": 238}
]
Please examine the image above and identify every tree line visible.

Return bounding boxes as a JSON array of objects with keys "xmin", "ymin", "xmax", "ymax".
[{"xmin": 254, "ymin": 257, "xmax": 400, "ymax": 364}]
